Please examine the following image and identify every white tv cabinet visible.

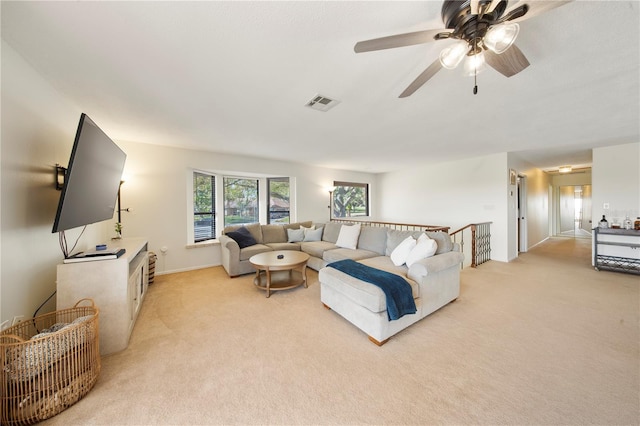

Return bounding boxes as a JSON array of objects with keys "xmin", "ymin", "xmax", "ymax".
[{"xmin": 57, "ymin": 238, "xmax": 149, "ymax": 355}]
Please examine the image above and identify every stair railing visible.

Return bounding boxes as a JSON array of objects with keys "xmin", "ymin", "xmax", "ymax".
[
  {"xmin": 450, "ymin": 222, "xmax": 492, "ymax": 268},
  {"xmin": 330, "ymin": 219, "xmax": 449, "ymax": 233}
]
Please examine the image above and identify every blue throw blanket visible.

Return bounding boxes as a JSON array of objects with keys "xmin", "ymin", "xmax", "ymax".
[{"xmin": 327, "ymin": 259, "xmax": 417, "ymax": 321}]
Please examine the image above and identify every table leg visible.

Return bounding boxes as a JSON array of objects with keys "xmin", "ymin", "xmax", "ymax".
[
  {"xmin": 302, "ymin": 264, "xmax": 308, "ymax": 288},
  {"xmin": 265, "ymin": 269, "xmax": 271, "ymax": 298}
]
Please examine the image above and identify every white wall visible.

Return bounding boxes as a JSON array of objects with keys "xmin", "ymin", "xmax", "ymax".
[
  {"xmin": 592, "ymin": 143, "xmax": 640, "ymax": 225},
  {"xmin": 1, "ymin": 41, "xmax": 109, "ymax": 324},
  {"xmin": 376, "ymin": 153, "xmax": 510, "ymax": 262},
  {"xmin": 114, "ymin": 140, "xmax": 376, "ymax": 275},
  {"xmin": 509, "ymin": 154, "xmax": 553, "ymax": 251}
]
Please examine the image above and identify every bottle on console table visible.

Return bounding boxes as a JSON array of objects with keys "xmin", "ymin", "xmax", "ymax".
[
  {"xmin": 598, "ymin": 215, "xmax": 609, "ymax": 229},
  {"xmin": 624, "ymin": 216, "xmax": 632, "ymax": 230}
]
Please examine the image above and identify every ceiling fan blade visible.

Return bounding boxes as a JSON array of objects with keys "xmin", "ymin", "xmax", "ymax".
[
  {"xmin": 354, "ymin": 29, "xmax": 448, "ymax": 53},
  {"xmin": 399, "ymin": 60, "xmax": 443, "ymax": 98},
  {"xmin": 507, "ymin": 0, "xmax": 572, "ymax": 23},
  {"xmin": 484, "ymin": 44, "xmax": 530, "ymax": 77}
]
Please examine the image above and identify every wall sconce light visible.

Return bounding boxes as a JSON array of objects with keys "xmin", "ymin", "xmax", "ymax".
[
  {"xmin": 55, "ymin": 164, "xmax": 67, "ymax": 190},
  {"xmin": 116, "ymin": 180, "xmax": 132, "ymax": 229}
]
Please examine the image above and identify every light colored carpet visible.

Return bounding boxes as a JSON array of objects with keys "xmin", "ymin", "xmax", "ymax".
[{"xmin": 42, "ymin": 237, "xmax": 639, "ymax": 425}]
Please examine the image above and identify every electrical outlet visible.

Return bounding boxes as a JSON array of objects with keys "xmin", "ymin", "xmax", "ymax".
[
  {"xmin": 11, "ymin": 315, "xmax": 24, "ymax": 326},
  {"xmin": 1, "ymin": 320, "xmax": 9, "ymax": 331}
]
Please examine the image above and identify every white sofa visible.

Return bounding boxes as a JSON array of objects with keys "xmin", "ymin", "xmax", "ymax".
[
  {"xmin": 318, "ymin": 227, "xmax": 463, "ymax": 345},
  {"xmin": 219, "ymin": 221, "xmax": 463, "ymax": 345}
]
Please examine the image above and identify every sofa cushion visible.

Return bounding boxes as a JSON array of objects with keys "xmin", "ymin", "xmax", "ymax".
[
  {"xmin": 336, "ymin": 223, "xmax": 361, "ymax": 249},
  {"xmin": 322, "ymin": 222, "xmax": 342, "ymax": 243},
  {"xmin": 303, "ymin": 227, "xmax": 323, "ymax": 242},
  {"xmin": 283, "ymin": 221, "xmax": 313, "ymax": 230},
  {"xmin": 359, "ymin": 256, "xmax": 420, "ymax": 299},
  {"xmin": 323, "ymin": 248, "xmax": 379, "ymax": 263},
  {"xmin": 262, "ymin": 224, "xmax": 287, "ymax": 243},
  {"xmin": 300, "ymin": 241, "xmax": 338, "ymax": 258},
  {"xmin": 244, "ymin": 223, "xmax": 264, "ymax": 244},
  {"xmin": 406, "ymin": 236, "xmax": 438, "ymax": 267},
  {"xmin": 226, "ymin": 227, "xmax": 257, "ymax": 249},
  {"xmin": 357, "ymin": 226, "xmax": 387, "ymax": 255},
  {"xmin": 390, "ymin": 236, "xmax": 416, "ymax": 266},
  {"xmin": 265, "ymin": 243, "xmax": 301, "ymax": 251},
  {"xmin": 239, "ymin": 244, "xmax": 272, "ymax": 261},
  {"xmin": 287, "ymin": 228, "xmax": 304, "ymax": 242},
  {"xmin": 385, "ymin": 229, "xmax": 424, "ymax": 256},
  {"xmin": 320, "ymin": 262, "xmax": 418, "ymax": 314},
  {"xmin": 425, "ymin": 231, "xmax": 453, "ymax": 254}
]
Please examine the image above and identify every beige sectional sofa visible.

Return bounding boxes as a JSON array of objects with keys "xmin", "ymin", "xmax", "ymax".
[{"xmin": 219, "ymin": 221, "xmax": 463, "ymax": 345}]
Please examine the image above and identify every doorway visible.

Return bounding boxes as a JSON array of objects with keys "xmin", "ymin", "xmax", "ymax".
[{"xmin": 557, "ymin": 184, "xmax": 592, "ymax": 238}]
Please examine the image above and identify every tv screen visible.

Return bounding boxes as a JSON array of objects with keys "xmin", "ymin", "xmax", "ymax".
[{"xmin": 52, "ymin": 113, "xmax": 127, "ymax": 233}]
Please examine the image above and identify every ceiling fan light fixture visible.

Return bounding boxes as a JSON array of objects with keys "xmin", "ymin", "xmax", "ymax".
[
  {"xmin": 439, "ymin": 40, "xmax": 468, "ymax": 69},
  {"xmin": 463, "ymin": 51, "xmax": 487, "ymax": 76},
  {"xmin": 484, "ymin": 22, "xmax": 520, "ymax": 54}
]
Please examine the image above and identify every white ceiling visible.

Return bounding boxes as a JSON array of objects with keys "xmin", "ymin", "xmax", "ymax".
[{"xmin": 2, "ymin": 1, "xmax": 639, "ymax": 173}]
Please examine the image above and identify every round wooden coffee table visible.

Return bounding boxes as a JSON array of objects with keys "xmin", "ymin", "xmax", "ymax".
[{"xmin": 249, "ymin": 251, "xmax": 310, "ymax": 298}]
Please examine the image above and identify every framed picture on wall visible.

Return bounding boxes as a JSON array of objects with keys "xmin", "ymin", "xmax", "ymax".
[{"xmin": 509, "ymin": 169, "xmax": 517, "ymax": 185}]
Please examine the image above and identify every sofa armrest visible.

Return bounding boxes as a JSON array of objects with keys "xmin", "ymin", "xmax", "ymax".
[
  {"xmin": 219, "ymin": 234, "xmax": 240, "ymax": 254},
  {"xmin": 219, "ymin": 234, "xmax": 241, "ymax": 276},
  {"xmin": 407, "ymin": 251, "xmax": 464, "ymax": 281}
]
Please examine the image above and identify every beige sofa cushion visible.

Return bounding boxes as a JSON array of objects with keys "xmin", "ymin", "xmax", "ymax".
[
  {"xmin": 283, "ymin": 221, "xmax": 313, "ymax": 230},
  {"xmin": 323, "ymin": 248, "xmax": 379, "ymax": 263},
  {"xmin": 425, "ymin": 231, "xmax": 453, "ymax": 254},
  {"xmin": 300, "ymin": 241, "xmax": 338, "ymax": 258},
  {"xmin": 357, "ymin": 226, "xmax": 388, "ymax": 255},
  {"xmin": 320, "ymin": 263, "xmax": 418, "ymax": 313},
  {"xmin": 261, "ymin": 224, "xmax": 287, "ymax": 243},
  {"xmin": 385, "ymin": 229, "xmax": 424, "ymax": 256},
  {"xmin": 322, "ymin": 222, "xmax": 343, "ymax": 243},
  {"xmin": 265, "ymin": 242, "xmax": 301, "ymax": 251},
  {"xmin": 223, "ymin": 223, "xmax": 264, "ymax": 244},
  {"xmin": 238, "ymin": 244, "xmax": 272, "ymax": 261}
]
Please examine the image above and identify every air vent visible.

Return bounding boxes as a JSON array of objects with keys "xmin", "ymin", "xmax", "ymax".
[{"xmin": 305, "ymin": 94, "xmax": 341, "ymax": 112}]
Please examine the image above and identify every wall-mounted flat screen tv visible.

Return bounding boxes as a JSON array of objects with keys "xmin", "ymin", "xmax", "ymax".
[{"xmin": 52, "ymin": 113, "xmax": 127, "ymax": 233}]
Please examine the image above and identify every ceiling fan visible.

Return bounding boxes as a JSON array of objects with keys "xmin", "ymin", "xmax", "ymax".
[{"xmin": 354, "ymin": 0, "xmax": 571, "ymax": 96}]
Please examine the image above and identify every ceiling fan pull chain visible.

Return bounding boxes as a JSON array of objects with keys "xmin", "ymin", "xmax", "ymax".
[
  {"xmin": 473, "ymin": 39, "xmax": 479, "ymax": 95},
  {"xmin": 473, "ymin": 67, "xmax": 478, "ymax": 94}
]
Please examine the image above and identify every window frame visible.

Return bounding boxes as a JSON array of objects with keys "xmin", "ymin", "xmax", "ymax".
[
  {"xmin": 223, "ymin": 176, "xmax": 260, "ymax": 228},
  {"xmin": 187, "ymin": 170, "xmax": 295, "ymax": 244},
  {"xmin": 332, "ymin": 181, "xmax": 370, "ymax": 219},
  {"xmin": 192, "ymin": 172, "xmax": 216, "ymax": 243},
  {"xmin": 267, "ymin": 177, "xmax": 291, "ymax": 224}
]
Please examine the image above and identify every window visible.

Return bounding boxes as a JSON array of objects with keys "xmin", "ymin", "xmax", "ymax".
[
  {"xmin": 193, "ymin": 172, "xmax": 216, "ymax": 242},
  {"xmin": 332, "ymin": 181, "xmax": 369, "ymax": 218},
  {"xmin": 267, "ymin": 177, "xmax": 290, "ymax": 224},
  {"xmin": 223, "ymin": 177, "xmax": 259, "ymax": 227},
  {"xmin": 190, "ymin": 172, "xmax": 295, "ymax": 243}
]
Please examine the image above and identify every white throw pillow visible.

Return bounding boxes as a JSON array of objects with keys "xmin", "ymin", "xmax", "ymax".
[
  {"xmin": 335, "ymin": 223, "xmax": 361, "ymax": 249},
  {"xmin": 406, "ymin": 237, "xmax": 438, "ymax": 267},
  {"xmin": 287, "ymin": 228, "xmax": 304, "ymax": 243},
  {"xmin": 303, "ymin": 227, "xmax": 323, "ymax": 242},
  {"xmin": 390, "ymin": 236, "xmax": 416, "ymax": 266}
]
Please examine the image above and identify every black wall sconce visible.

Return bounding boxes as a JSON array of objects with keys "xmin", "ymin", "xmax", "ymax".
[{"xmin": 55, "ymin": 164, "xmax": 67, "ymax": 190}]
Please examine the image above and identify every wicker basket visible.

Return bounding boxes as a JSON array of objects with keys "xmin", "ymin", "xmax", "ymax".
[{"xmin": 1, "ymin": 299, "xmax": 100, "ymax": 425}]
